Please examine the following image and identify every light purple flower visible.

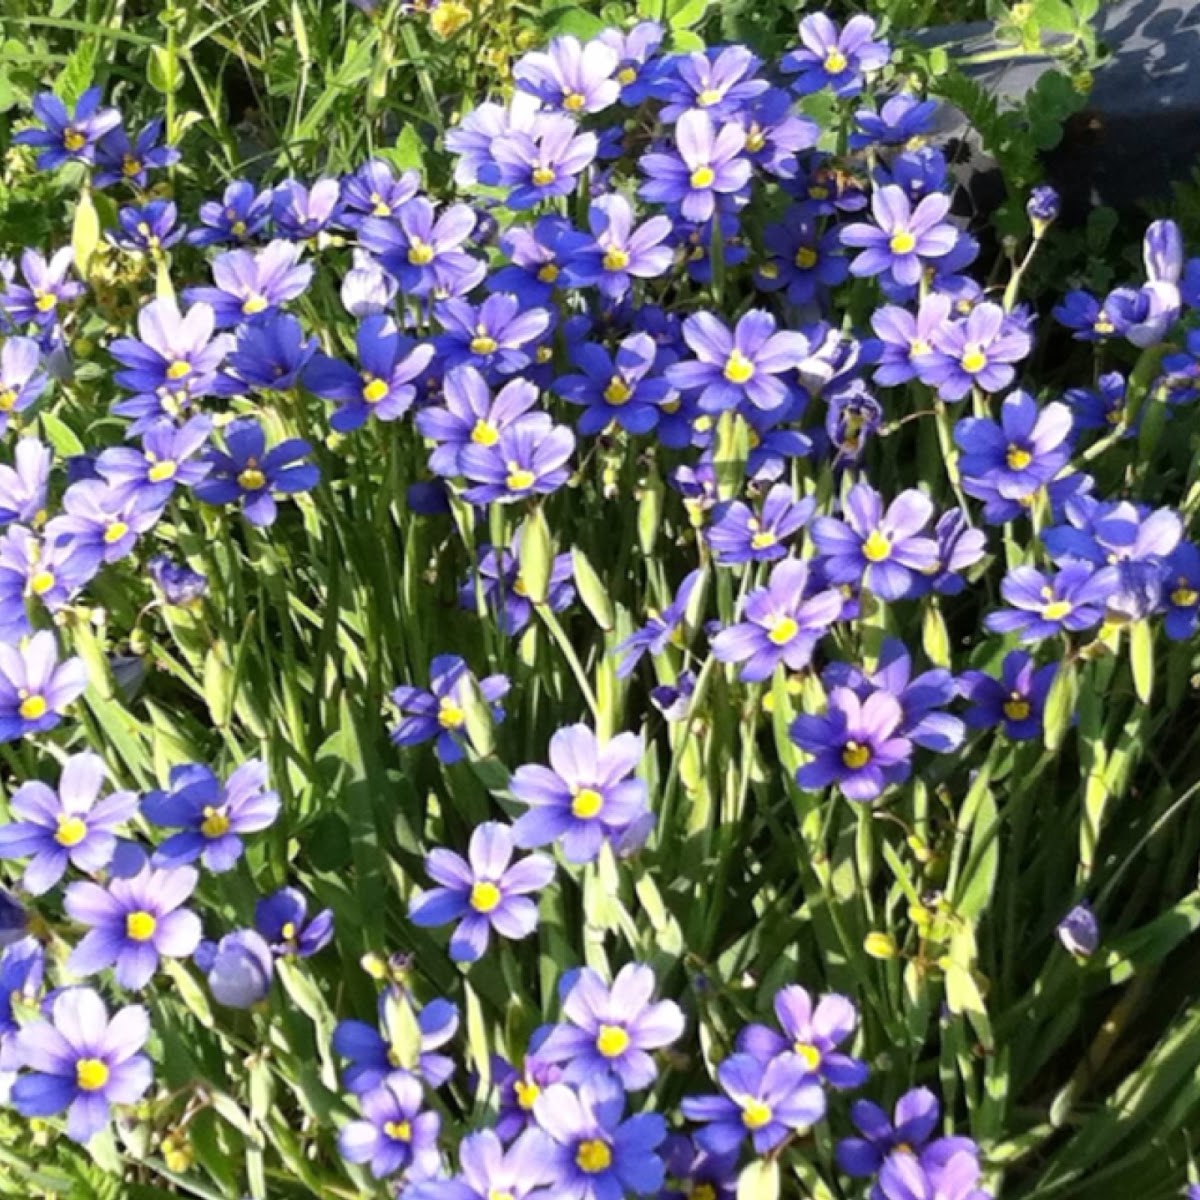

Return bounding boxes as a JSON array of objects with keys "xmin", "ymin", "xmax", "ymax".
[
  {"xmin": 0, "ymin": 336, "xmax": 48, "ymax": 433},
  {"xmin": 3, "ymin": 248, "xmax": 83, "ymax": 329},
  {"xmin": 922, "ymin": 303, "xmax": 1032, "ymax": 401},
  {"xmin": 841, "ymin": 186, "xmax": 957, "ymax": 288},
  {"xmin": 568, "ymin": 194, "xmax": 674, "ymax": 299},
  {"xmin": 435, "ymin": 293, "xmax": 552, "ymax": 376},
  {"xmin": 338, "ymin": 1072, "xmax": 442, "ymax": 1180},
  {"xmin": 513, "ymin": 35, "xmax": 620, "ymax": 114},
  {"xmin": 360, "ymin": 199, "xmax": 486, "ymax": 299},
  {"xmin": 985, "ymin": 563, "xmax": 1120, "ymax": 642},
  {"xmin": 782, "ymin": 14, "xmax": 889, "ymax": 98},
  {"xmin": 0, "ymin": 632, "xmax": 88, "ymax": 742},
  {"xmin": 95, "ymin": 415, "xmax": 213, "ymax": 508},
  {"xmin": 183, "ymin": 240, "xmax": 314, "ymax": 329},
  {"xmin": 459, "ymin": 418, "xmax": 575, "ymax": 505},
  {"xmin": 492, "ymin": 114, "xmax": 598, "ymax": 210},
  {"xmin": 639, "ymin": 110, "xmax": 750, "ymax": 224}
]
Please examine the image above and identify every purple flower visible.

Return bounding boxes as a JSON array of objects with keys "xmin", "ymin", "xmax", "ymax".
[
  {"xmin": 956, "ymin": 391, "xmax": 1072, "ymax": 502},
  {"xmin": 0, "ymin": 752, "xmax": 137, "ymax": 895},
  {"xmin": 340, "ymin": 159, "xmax": 420, "ymax": 225},
  {"xmin": 304, "ymin": 314, "xmax": 434, "ymax": 432},
  {"xmin": 491, "ymin": 217, "xmax": 587, "ymax": 307},
  {"xmin": 15, "ymin": 88, "xmax": 121, "ymax": 169},
  {"xmin": 735, "ymin": 87, "xmax": 819, "ymax": 178},
  {"xmin": 959, "ymin": 651, "xmax": 1055, "ymax": 741},
  {"xmin": 2, "ymin": 248, "xmax": 84, "ymax": 329},
  {"xmin": 877, "ymin": 1147, "xmax": 992, "ymax": 1200},
  {"xmin": 194, "ymin": 929, "xmax": 274, "ymax": 1007},
  {"xmin": 492, "ymin": 114, "xmax": 597, "ymax": 210},
  {"xmin": 193, "ymin": 418, "xmax": 318, "ymax": 526},
  {"xmin": 910, "ymin": 508, "xmax": 987, "ymax": 597},
  {"xmin": 109, "ymin": 297, "xmax": 232, "ymax": 431},
  {"xmin": 341, "ymin": 249, "xmax": 399, "ymax": 316},
  {"xmin": 359, "ymin": 199, "xmax": 484, "ymax": 298},
  {"xmin": 143, "ymin": 759, "xmax": 280, "ymax": 872},
  {"xmin": 1163, "ymin": 543, "xmax": 1200, "ymax": 641},
  {"xmin": 639, "ymin": 110, "xmax": 750, "ymax": 224},
  {"xmin": 782, "ymin": 14, "xmax": 889, "ymax": 98},
  {"xmin": 534, "ymin": 1079, "xmax": 667, "ymax": 1200},
  {"xmin": 1027, "ymin": 185, "xmax": 1060, "ymax": 231},
  {"xmin": 841, "ymin": 186, "xmax": 957, "ymax": 288},
  {"xmin": 811, "ymin": 483, "xmax": 938, "ymax": 601},
  {"xmin": 108, "ymin": 200, "xmax": 184, "ymax": 253},
  {"xmin": 219, "ymin": 312, "xmax": 317, "ymax": 394},
  {"xmin": 667, "ymin": 310, "xmax": 808, "ymax": 414},
  {"xmin": 682, "ymin": 1052, "xmax": 827, "ymax": 1155},
  {"xmin": 791, "ymin": 687, "xmax": 913, "ymax": 802},
  {"xmin": 985, "ymin": 563, "xmax": 1120, "ymax": 642},
  {"xmin": 657, "ymin": 46, "xmax": 769, "ymax": 122},
  {"xmin": 148, "ymin": 553, "xmax": 207, "ymax": 605},
  {"xmin": 615, "ymin": 568, "xmax": 703, "ymax": 678},
  {"xmin": 12, "ymin": 987, "xmax": 151, "ymax": 1143},
  {"xmin": 921, "ymin": 303, "xmax": 1032, "ymax": 401},
  {"xmin": 491, "ymin": 1055, "xmax": 563, "ymax": 1140},
  {"xmin": 1057, "ymin": 903, "xmax": 1099, "ymax": 957},
  {"xmin": 270, "ymin": 177, "xmax": 343, "ymax": 239},
  {"xmin": 332, "ymin": 998, "xmax": 458, "ymax": 1095},
  {"xmin": 836, "ymin": 1086, "xmax": 947, "ymax": 1176},
  {"xmin": 0, "ymin": 524, "xmax": 100, "ymax": 642},
  {"xmin": 555, "ymin": 331, "xmax": 672, "ymax": 435},
  {"xmin": 1066, "ymin": 370, "xmax": 1127, "ymax": 432},
  {"xmin": 707, "ymin": 483, "xmax": 814, "ymax": 564},
  {"xmin": 93, "ymin": 117, "xmax": 178, "ymax": 189},
  {"xmin": 409, "ymin": 822, "xmax": 555, "ymax": 962},
  {"xmin": 436, "ymin": 294, "xmax": 552, "ymax": 377},
  {"xmin": 513, "ymin": 35, "xmax": 620, "ymax": 114},
  {"xmin": 711, "ymin": 558, "xmax": 842, "ymax": 682},
  {"xmin": 0, "ymin": 438, "xmax": 50, "ymax": 526},
  {"xmin": 413, "ymin": 1128, "xmax": 556, "ymax": 1200},
  {"xmin": 568, "ymin": 194, "xmax": 674, "ymax": 299},
  {"xmin": 758, "ymin": 211, "xmax": 847, "ymax": 306},
  {"xmin": 255, "ymin": 887, "xmax": 334, "ymax": 958},
  {"xmin": 0, "ymin": 336, "xmax": 48, "ymax": 432},
  {"xmin": 96, "ymin": 416, "xmax": 212, "ymax": 507},
  {"xmin": 0, "ymin": 632, "xmax": 88, "ymax": 742},
  {"xmin": 0, "ymin": 937, "xmax": 43, "ymax": 1071},
  {"xmin": 459, "ymin": 419, "xmax": 575, "ymax": 505},
  {"xmin": 184, "ymin": 241, "xmax": 313, "ymax": 329},
  {"xmin": 510, "ymin": 724, "xmax": 649, "ymax": 864},
  {"xmin": 852, "ymin": 94, "xmax": 939, "ymax": 148},
  {"xmin": 737, "ymin": 985, "xmax": 868, "ymax": 1089},
  {"xmin": 338, "ymin": 1072, "xmax": 442, "ymax": 1180},
  {"xmin": 391, "ymin": 654, "xmax": 510, "ymax": 764},
  {"xmin": 536, "ymin": 964, "xmax": 684, "ymax": 1090},
  {"xmin": 445, "ymin": 94, "xmax": 543, "ymax": 187},
  {"xmin": 64, "ymin": 865, "xmax": 201, "ymax": 991},
  {"xmin": 596, "ymin": 22, "xmax": 665, "ymax": 105},
  {"xmin": 869, "ymin": 294, "xmax": 950, "ymax": 387},
  {"xmin": 458, "ymin": 531, "xmax": 575, "ymax": 635},
  {"xmin": 187, "ymin": 179, "xmax": 273, "ymax": 248}
]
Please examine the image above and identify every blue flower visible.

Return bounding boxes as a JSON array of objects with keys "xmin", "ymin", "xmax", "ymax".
[
  {"xmin": 782, "ymin": 14, "xmax": 889, "ymax": 98},
  {"xmin": 96, "ymin": 416, "xmax": 212, "ymax": 507},
  {"xmin": 707, "ymin": 483, "xmax": 815, "ymax": 565},
  {"xmin": 390, "ymin": 654, "xmax": 510, "ymax": 764},
  {"xmin": 340, "ymin": 159, "xmax": 420, "ymax": 226},
  {"xmin": 255, "ymin": 888, "xmax": 334, "ymax": 958},
  {"xmin": 188, "ymin": 180, "xmax": 273, "ymax": 247},
  {"xmin": 194, "ymin": 930, "xmax": 274, "ymax": 1008},
  {"xmin": 108, "ymin": 201, "xmax": 184, "ymax": 253},
  {"xmin": 93, "ymin": 117, "xmax": 178, "ymax": 189},
  {"xmin": 555, "ymin": 331, "xmax": 672, "ymax": 435},
  {"xmin": 435, "ymin": 294, "xmax": 552, "ymax": 377},
  {"xmin": 358, "ymin": 198, "xmax": 484, "ymax": 298},
  {"xmin": 615, "ymin": 568, "xmax": 703, "ymax": 677},
  {"xmin": 219, "ymin": 313, "xmax": 317, "ymax": 393},
  {"xmin": 270, "ymin": 178, "xmax": 343, "ymax": 239},
  {"xmin": 184, "ymin": 241, "xmax": 313, "ymax": 329},
  {"xmin": 14, "ymin": 88, "xmax": 121, "ymax": 169},
  {"xmin": 337, "ymin": 1072, "xmax": 441, "ymax": 1180}
]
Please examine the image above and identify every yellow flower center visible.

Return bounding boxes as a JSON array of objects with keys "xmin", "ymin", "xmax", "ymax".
[
  {"xmin": 147, "ymin": 460, "xmax": 177, "ymax": 483},
  {"xmin": 768, "ymin": 615, "xmax": 799, "ymax": 646},
  {"xmin": 617, "ymin": 67, "xmax": 637, "ymax": 85},
  {"xmin": 563, "ymin": 92, "xmax": 586, "ymax": 112},
  {"xmin": 824, "ymin": 49, "xmax": 848, "ymax": 74},
  {"xmin": 571, "ymin": 787, "xmax": 604, "ymax": 819},
  {"xmin": 470, "ymin": 881, "xmax": 502, "ymax": 913},
  {"xmin": 384, "ymin": 1120, "xmax": 412, "ymax": 1142},
  {"xmin": 200, "ymin": 806, "xmax": 230, "ymax": 838},
  {"xmin": 29, "ymin": 570, "xmax": 56, "ymax": 596},
  {"xmin": 122, "ymin": 155, "xmax": 141, "ymax": 177},
  {"xmin": 126, "ymin": 910, "xmax": 158, "ymax": 942},
  {"xmin": 362, "ymin": 378, "xmax": 390, "ymax": 404},
  {"xmin": 55, "ymin": 815, "xmax": 88, "ymax": 847},
  {"xmin": 166, "ymin": 360, "xmax": 192, "ymax": 381},
  {"xmin": 438, "ymin": 698, "xmax": 466, "ymax": 729},
  {"xmin": 76, "ymin": 1058, "xmax": 109, "ymax": 1092},
  {"xmin": 281, "ymin": 922, "xmax": 297, "ymax": 941},
  {"xmin": 794, "ymin": 246, "xmax": 819, "ymax": 269},
  {"xmin": 231, "ymin": 220, "xmax": 248, "ymax": 237},
  {"xmin": 490, "ymin": 1191, "xmax": 515, "ymax": 1200},
  {"xmin": 842, "ymin": 741, "xmax": 872, "ymax": 769},
  {"xmin": 794, "ymin": 1041, "xmax": 823, "ymax": 1070},
  {"xmin": 694, "ymin": 1186, "xmax": 717, "ymax": 1200},
  {"xmin": 537, "ymin": 263, "xmax": 560, "ymax": 284},
  {"xmin": 241, "ymin": 295, "xmax": 268, "ymax": 316},
  {"xmin": 961, "ymin": 347, "xmax": 988, "ymax": 374},
  {"xmin": 742, "ymin": 1100, "xmax": 773, "ymax": 1130},
  {"xmin": 750, "ymin": 530, "xmax": 777, "ymax": 550},
  {"xmin": 862, "ymin": 530, "xmax": 892, "ymax": 562},
  {"xmin": 889, "ymin": 230, "xmax": 917, "ymax": 255},
  {"xmin": 1006, "ymin": 446, "xmax": 1032, "ymax": 470},
  {"xmin": 238, "ymin": 467, "xmax": 267, "ymax": 490},
  {"xmin": 407, "ymin": 240, "xmax": 435, "ymax": 266},
  {"xmin": 697, "ymin": 88, "xmax": 723, "ymax": 107},
  {"xmin": 470, "ymin": 419, "xmax": 499, "ymax": 446},
  {"xmin": 604, "ymin": 377, "xmax": 632, "ymax": 405},
  {"xmin": 1003, "ymin": 695, "xmax": 1030, "ymax": 721},
  {"xmin": 63, "ymin": 129, "xmax": 87, "ymax": 153},
  {"xmin": 595, "ymin": 1024, "xmax": 630, "ymax": 1058},
  {"xmin": 602, "ymin": 247, "xmax": 630, "ymax": 272},
  {"xmin": 1171, "ymin": 583, "xmax": 1199, "ymax": 607},
  {"xmin": 35, "ymin": 293, "xmax": 58, "ymax": 313},
  {"xmin": 505, "ymin": 466, "xmax": 536, "ymax": 492},
  {"xmin": 0, "ymin": 389, "xmax": 16, "ymax": 412},
  {"xmin": 1094, "ymin": 316, "xmax": 1114, "ymax": 335},
  {"xmin": 576, "ymin": 1139, "xmax": 612, "ymax": 1173},
  {"xmin": 18, "ymin": 695, "xmax": 47, "ymax": 721},
  {"xmin": 746, "ymin": 125, "xmax": 766, "ymax": 153},
  {"xmin": 759, "ymin": 262, "xmax": 779, "ymax": 280},
  {"xmin": 1041, "ymin": 599, "xmax": 1072, "ymax": 621},
  {"xmin": 471, "ymin": 335, "xmax": 499, "ymax": 356},
  {"xmin": 532, "ymin": 166, "xmax": 556, "ymax": 187},
  {"xmin": 515, "ymin": 1080, "xmax": 541, "ymax": 1110},
  {"xmin": 910, "ymin": 337, "xmax": 932, "ymax": 356},
  {"xmin": 689, "ymin": 165, "xmax": 716, "ymax": 189},
  {"xmin": 724, "ymin": 350, "xmax": 755, "ymax": 384},
  {"xmin": 104, "ymin": 521, "xmax": 129, "ymax": 545}
]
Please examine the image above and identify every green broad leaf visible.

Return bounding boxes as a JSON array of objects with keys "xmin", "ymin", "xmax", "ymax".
[
  {"xmin": 56, "ymin": 38, "xmax": 97, "ymax": 105},
  {"xmin": 383, "ymin": 991, "xmax": 422, "ymax": 1071},
  {"xmin": 521, "ymin": 507, "xmax": 554, "ymax": 605},
  {"xmin": 572, "ymin": 548, "xmax": 614, "ymax": 630},
  {"xmin": 71, "ymin": 190, "xmax": 101, "ymax": 277},
  {"xmin": 1129, "ymin": 620, "xmax": 1154, "ymax": 704},
  {"xmin": 922, "ymin": 600, "xmax": 951, "ymax": 668},
  {"xmin": 277, "ymin": 959, "xmax": 333, "ymax": 1029},
  {"xmin": 637, "ymin": 0, "xmax": 665, "ymax": 17},
  {"xmin": 147, "ymin": 45, "xmax": 183, "ymax": 94},
  {"xmin": 668, "ymin": 0, "xmax": 710, "ymax": 30},
  {"xmin": 462, "ymin": 674, "xmax": 497, "ymax": 759},
  {"xmin": 736, "ymin": 1157, "xmax": 779, "ymax": 1200},
  {"xmin": 386, "ymin": 124, "xmax": 426, "ymax": 175},
  {"xmin": 71, "ymin": 620, "xmax": 116, "ymax": 702},
  {"xmin": 542, "ymin": 6, "xmax": 607, "ymax": 37},
  {"xmin": 1043, "ymin": 660, "xmax": 1077, "ymax": 751},
  {"xmin": 38, "ymin": 410, "xmax": 83, "ymax": 458}
]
